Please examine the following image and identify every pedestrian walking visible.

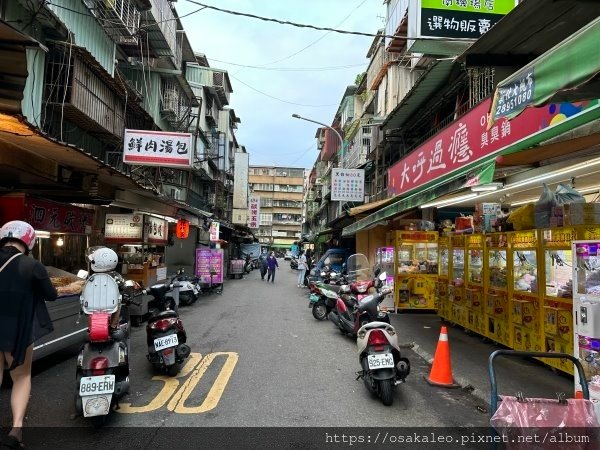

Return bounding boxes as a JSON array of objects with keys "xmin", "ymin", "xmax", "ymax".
[
  {"xmin": 297, "ymin": 250, "xmax": 308, "ymax": 288},
  {"xmin": 259, "ymin": 249, "xmax": 268, "ymax": 281},
  {"xmin": 266, "ymin": 251, "xmax": 279, "ymax": 283},
  {"xmin": 0, "ymin": 221, "xmax": 57, "ymax": 448},
  {"xmin": 304, "ymin": 250, "xmax": 313, "ymax": 286}
]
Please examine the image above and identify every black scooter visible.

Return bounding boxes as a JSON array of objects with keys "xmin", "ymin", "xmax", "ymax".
[{"xmin": 144, "ymin": 282, "xmax": 191, "ymax": 376}]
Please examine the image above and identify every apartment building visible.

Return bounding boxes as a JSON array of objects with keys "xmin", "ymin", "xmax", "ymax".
[{"xmin": 249, "ymin": 166, "xmax": 305, "ymax": 250}]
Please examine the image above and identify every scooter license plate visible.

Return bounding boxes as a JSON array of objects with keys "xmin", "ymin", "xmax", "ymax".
[
  {"xmin": 82, "ymin": 394, "xmax": 113, "ymax": 417},
  {"xmin": 367, "ymin": 353, "xmax": 394, "ymax": 369},
  {"xmin": 154, "ymin": 334, "xmax": 179, "ymax": 351},
  {"xmin": 79, "ymin": 375, "xmax": 115, "ymax": 396}
]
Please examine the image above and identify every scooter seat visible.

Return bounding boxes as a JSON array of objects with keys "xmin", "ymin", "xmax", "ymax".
[
  {"xmin": 149, "ymin": 309, "xmax": 178, "ymax": 321},
  {"xmin": 361, "ymin": 321, "xmax": 393, "ymax": 331}
]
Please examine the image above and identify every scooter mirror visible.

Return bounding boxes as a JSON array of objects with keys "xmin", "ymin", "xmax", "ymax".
[
  {"xmin": 124, "ymin": 279, "xmax": 136, "ymax": 287},
  {"xmin": 379, "ymin": 271, "xmax": 387, "ymax": 281},
  {"xmin": 77, "ymin": 269, "xmax": 89, "ymax": 279}
]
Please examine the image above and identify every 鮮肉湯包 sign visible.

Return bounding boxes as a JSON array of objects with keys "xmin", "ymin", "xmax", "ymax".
[
  {"xmin": 419, "ymin": 0, "xmax": 517, "ymax": 39},
  {"xmin": 387, "ymin": 98, "xmax": 598, "ymax": 197},
  {"xmin": 123, "ymin": 129, "xmax": 192, "ymax": 169},
  {"xmin": 331, "ymin": 169, "xmax": 365, "ymax": 202}
]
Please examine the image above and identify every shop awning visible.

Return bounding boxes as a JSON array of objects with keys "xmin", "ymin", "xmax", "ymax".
[
  {"xmin": 490, "ymin": 16, "xmax": 600, "ymax": 123},
  {"xmin": 348, "ymin": 197, "xmax": 395, "ymax": 217},
  {"xmin": 382, "ymin": 59, "xmax": 455, "ymax": 132},
  {"xmin": 342, "ymin": 161, "xmax": 495, "ymax": 237}
]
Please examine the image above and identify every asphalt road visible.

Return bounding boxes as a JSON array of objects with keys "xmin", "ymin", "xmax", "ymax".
[{"xmin": 1, "ymin": 261, "xmax": 490, "ymax": 445}]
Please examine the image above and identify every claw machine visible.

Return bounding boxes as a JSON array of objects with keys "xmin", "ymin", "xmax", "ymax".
[
  {"xmin": 392, "ymin": 231, "xmax": 438, "ymax": 310},
  {"xmin": 448, "ymin": 234, "xmax": 467, "ymax": 327},
  {"xmin": 509, "ymin": 230, "xmax": 542, "ymax": 352},
  {"xmin": 540, "ymin": 227, "xmax": 577, "ymax": 375},
  {"xmin": 465, "ymin": 234, "xmax": 485, "ymax": 336},
  {"xmin": 485, "ymin": 232, "xmax": 511, "ymax": 346},
  {"xmin": 573, "ymin": 239, "xmax": 600, "ymax": 415},
  {"xmin": 376, "ymin": 246, "xmax": 396, "ymax": 312},
  {"xmin": 437, "ymin": 236, "xmax": 450, "ymax": 320}
]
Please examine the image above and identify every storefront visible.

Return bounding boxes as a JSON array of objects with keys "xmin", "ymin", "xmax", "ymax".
[{"xmin": 0, "ymin": 193, "xmax": 95, "ymax": 358}]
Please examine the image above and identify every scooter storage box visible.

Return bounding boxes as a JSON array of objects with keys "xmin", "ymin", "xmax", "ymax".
[{"xmin": 88, "ymin": 313, "xmax": 110, "ymax": 341}]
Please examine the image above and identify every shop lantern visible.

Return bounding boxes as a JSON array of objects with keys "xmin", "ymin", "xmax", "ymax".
[{"xmin": 176, "ymin": 218, "xmax": 190, "ymax": 239}]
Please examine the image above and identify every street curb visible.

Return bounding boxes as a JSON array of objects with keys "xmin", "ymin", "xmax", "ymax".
[{"xmin": 408, "ymin": 342, "xmax": 488, "ymax": 404}]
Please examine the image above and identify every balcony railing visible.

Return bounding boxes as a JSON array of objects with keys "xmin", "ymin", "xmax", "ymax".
[{"xmin": 87, "ymin": 0, "xmax": 140, "ymax": 44}]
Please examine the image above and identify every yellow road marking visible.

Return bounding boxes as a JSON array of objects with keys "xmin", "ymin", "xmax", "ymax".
[
  {"xmin": 168, "ymin": 352, "xmax": 239, "ymax": 414},
  {"xmin": 118, "ymin": 353, "xmax": 202, "ymax": 413}
]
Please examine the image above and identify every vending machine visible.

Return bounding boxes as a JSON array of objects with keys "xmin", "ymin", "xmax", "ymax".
[
  {"xmin": 572, "ymin": 240, "xmax": 600, "ymax": 415},
  {"xmin": 376, "ymin": 246, "xmax": 396, "ymax": 312}
]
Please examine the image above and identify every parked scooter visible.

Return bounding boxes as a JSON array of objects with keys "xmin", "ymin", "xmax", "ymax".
[
  {"xmin": 144, "ymin": 281, "xmax": 191, "ymax": 376},
  {"xmin": 356, "ymin": 318, "xmax": 410, "ymax": 406},
  {"xmin": 244, "ymin": 254, "xmax": 253, "ymax": 274},
  {"xmin": 290, "ymin": 256, "xmax": 299, "ymax": 270},
  {"xmin": 171, "ymin": 268, "xmax": 200, "ymax": 306},
  {"xmin": 328, "ymin": 272, "xmax": 391, "ymax": 337},
  {"xmin": 75, "ymin": 247, "xmax": 137, "ymax": 425}
]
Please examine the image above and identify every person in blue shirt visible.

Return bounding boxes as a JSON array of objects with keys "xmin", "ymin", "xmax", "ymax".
[{"xmin": 266, "ymin": 252, "xmax": 279, "ymax": 283}]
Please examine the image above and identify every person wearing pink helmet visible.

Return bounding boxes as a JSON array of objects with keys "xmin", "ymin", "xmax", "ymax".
[{"xmin": 0, "ymin": 220, "xmax": 57, "ymax": 448}]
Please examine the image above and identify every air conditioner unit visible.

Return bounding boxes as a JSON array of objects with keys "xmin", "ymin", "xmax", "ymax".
[{"xmin": 282, "ymin": 172, "xmax": 287, "ymax": 177}]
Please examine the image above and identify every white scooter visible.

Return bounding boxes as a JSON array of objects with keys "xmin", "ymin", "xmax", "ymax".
[
  {"xmin": 169, "ymin": 268, "xmax": 200, "ymax": 306},
  {"xmin": 356, "ymin": 317, "xmax": 410, "ymax": 406}
]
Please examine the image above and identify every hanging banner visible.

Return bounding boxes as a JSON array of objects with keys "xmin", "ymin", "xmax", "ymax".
[
  {"xmin": 331, "ymin": 168, "xmax": 365, "ymax": 202},
  {"xmin": 248, "ymin": 197, "xmax": 260, "ymax": 229},
  {"xmin": 387, "ymin": 98, "xmax": 599, "ymax": 197},
  {"xmin": 123, "ymin": 129, "xmax": 192, "ymax": 169},
  {"xmin": 104, "ymin": 214, "xmax": 143, "ymax": 242},
  {"xmin": 209, "ymin": 221, "xmax": 220, "ymax": 242},
  {"xmin": 195, "ymin": 248, "xmax": 224, "ymax": 284}
]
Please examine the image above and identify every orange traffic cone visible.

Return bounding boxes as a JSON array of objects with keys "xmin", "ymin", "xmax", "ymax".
[{"xmin": 425, "ymin": 326, "xmax": 459, "ymax": 388}]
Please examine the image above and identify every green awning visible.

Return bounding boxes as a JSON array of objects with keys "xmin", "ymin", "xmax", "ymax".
[
  {"xmin": 491, "ymin": 16, "xmax": 600, "ymax": 123},
  {"xmin": 342, "ymin": 161, "xmax": 494, "ymax": 237}
]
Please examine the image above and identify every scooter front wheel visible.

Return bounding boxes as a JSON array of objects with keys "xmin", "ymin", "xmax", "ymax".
[{"xmin": 312, "ymin": 302, "xmax": 327, "ymax": 321}]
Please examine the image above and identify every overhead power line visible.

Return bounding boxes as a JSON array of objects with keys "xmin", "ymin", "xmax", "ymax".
[
  {"xmin": 184, "ymin": 0, "xmax": 478, "ymax": 41},
  {"xmin": 207, "ymin": 58, "xmax": 367, "ymax": 72},
  {"xmin": 230, "ymin": 74, "xmax": 337, "ymax": 108}
]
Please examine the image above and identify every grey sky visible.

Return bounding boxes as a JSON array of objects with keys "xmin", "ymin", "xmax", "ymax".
[{"xmin": 177, "ymin": 0, "xmax": 385, "ymax": 169}]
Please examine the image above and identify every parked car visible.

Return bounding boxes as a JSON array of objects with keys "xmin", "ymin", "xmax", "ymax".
[
  {"xmin": 284, "ymin": 251, "xmax": 293, "ymax": 260},
  {"xmin": 33, "ymin": 295, "xmax": 87, "ymax": 361}
]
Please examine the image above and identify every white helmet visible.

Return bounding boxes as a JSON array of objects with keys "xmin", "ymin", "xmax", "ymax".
[
  {"xmin": 0, "ymin": 220, "xmax": 36, "ymax": 252},
  {"xmin": 88, "ymin": 247, "xmax": 118, "ymax": 273}
]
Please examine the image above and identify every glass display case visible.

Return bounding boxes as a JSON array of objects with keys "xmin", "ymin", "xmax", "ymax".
[
  {"xmin": 509, "ymin": 231, "xmax": 541, "ymax": 352},
  {"xmin": 376, "ymin": 247, "xmax": 396, "ymax": 312},
  {"xmin": 541, "ymin": 227, "xmax": 577, "ymax": 375},
  {"xmin": 485, "ymin": 233, "xmax": 510, "ymax": 346},
  {"xmin": 437, "ymin": 236, "xmax": 450, "ymax": 320},
  {"xmin": 391, "ymin": 231, "xmax": 438, "ymax": 310},
  {"xmin": 465, "ymin": 235, "xmax": 485, "ymax": 335},
  {"xmin": 449, "ymin": 234, "xmax": 467, "ymax": 327}
]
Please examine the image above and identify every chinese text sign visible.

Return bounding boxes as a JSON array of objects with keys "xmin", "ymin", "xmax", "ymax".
[
  {"xmin": 248, "ymin": 197, "xmax": 260, "ymax": 229},
  {"xmin": 123, "ymin": 129, "xmax": 192, "ymax": 168},
  {"xmin": 331, "ymin": 169, "xmax": 365, "ymax": 202},
  {"xmin": 195, "ymin": 248, "xmax": 223, "ymax": 284}
]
